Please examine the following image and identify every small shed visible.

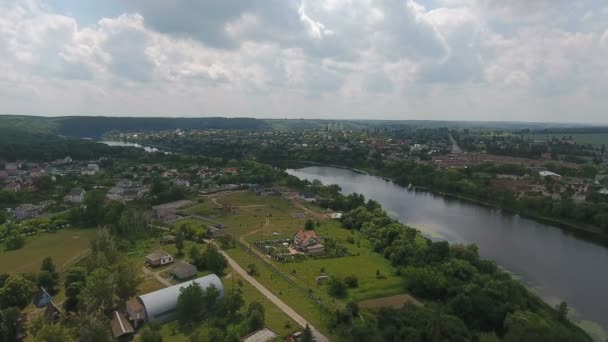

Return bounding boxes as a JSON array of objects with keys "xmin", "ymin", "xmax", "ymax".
[
  {"xmin": 170, "ymin": 261, "xmax": 198, "ymax": 280},
  {"xmin": 162, "ymin": 235, "xmax": 176, "ymax": 244},
  {"xmin": 110, "ymin": 311, "xmax": 135, "ymax": 339},
  {"xmin": 242, "ymin": 327, "xmax": 279, "ymax": 342},
  {"xmin": 126, "ymin": 298, "xmax": 146, "ymax": 328}
]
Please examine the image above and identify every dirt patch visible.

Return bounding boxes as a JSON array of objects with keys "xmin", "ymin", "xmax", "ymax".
[{"xmin": 358, "ymin": 294, "xmax": 420, "ymax": 310}]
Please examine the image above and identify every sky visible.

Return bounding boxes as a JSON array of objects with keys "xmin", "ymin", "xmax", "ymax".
[{"xmin": 1, "ymin": 0, "xmax": 608, "ymax": 123}]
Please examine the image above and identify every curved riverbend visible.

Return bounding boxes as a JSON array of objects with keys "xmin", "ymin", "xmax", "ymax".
[{"xmin": 287, "ymin": 166, "xmax": 608, "ymax": 340}]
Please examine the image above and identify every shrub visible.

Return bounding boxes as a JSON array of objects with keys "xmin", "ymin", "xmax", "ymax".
[{"xmin": 344, "ymin": 275, "xmax": 359, "ymax": 288}]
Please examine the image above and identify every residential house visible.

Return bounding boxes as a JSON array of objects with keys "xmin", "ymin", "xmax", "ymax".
[
  {"xmin": 293, "ymin": 230, "xmax": 325, "ymax": 256},
  {"xmin": 299, "ymin": 192, "xmax": 316, "ymax": 202},
  {"xmin": 5, "ymin": 181, "xmax": 20, "ymax": 192},
  {"xmin": 65, "ymin": 187, "xmax": 86, "ymax": 203},
  {"xmin": 169, "ymin": 261, "xmax": 198, "ymax": 280},
  {"xmin": 5, "ymin": 162, "xmax": 20, "ymax": 171},
  {"xmin": 599, "ymin": 188, "xmax": 608, "ymax": 196},
  {"xmin": 0, "ymin": 170, "xmax": 7, "ymax": 179},
  {"xmin": 29, "ymin": 166, "xmax": 46, "ymax": 178},
  {"xmin": 145, "ymin": 249, "xmax": 174, "ymax": 267},
  {"xmin": 81, "ymin": 164, "xmax": 100, "ymax": 176},
  {"xmin": 123, "ymin": 187, "xmax": 148, "ymax": 201},
  {"xmin": 174, "ymin": 178, "xmax": 190, "ymax": 188},
  {"xmin": 106, "ymin": 187, "xmax": 124, "ymax": 201},
  {"xmin": 221, "ymin": 167, "xmax": 238, "ymax": 175},
  {"xmin": 14, "ymin": 204, "xmax": 40, "ymax": 220},
  {"xmin": 155, "ymin": 209, "xmax": 180, "ymax": 223}
]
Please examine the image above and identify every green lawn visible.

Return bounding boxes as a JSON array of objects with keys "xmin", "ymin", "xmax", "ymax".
[{"xmin": 0, "ymin": 228, "xmax": 97, "ymax": 274}]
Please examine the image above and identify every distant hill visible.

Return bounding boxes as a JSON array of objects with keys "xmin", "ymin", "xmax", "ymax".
[
  {"xmin": 0, "ymin": 115, "xmax": 270, "ymax": 139},
  {"xmin": 0, "ymin": 115, "xmax": 605, "ymax": 139}
]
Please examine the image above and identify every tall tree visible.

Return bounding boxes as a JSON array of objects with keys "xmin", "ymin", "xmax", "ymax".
[
  {"xmin": 115, "ymin": 262, "xmax": 141, "ymax": 303},
  {"xmin": 34, "ymin": 323, "xmax": 72, "ymax": 342},
  {"xmin": 0, "ymin": 275, "xmax": 35, "ymax": 309},
  {"xmin": 79, "ymin": 268, "xmax": 114, "ymax": 314}
]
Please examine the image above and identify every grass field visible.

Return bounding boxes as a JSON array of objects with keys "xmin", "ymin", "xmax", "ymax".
[{"xmin": 0, "ymin": 229, "xmax": 97, "ymax": 274}]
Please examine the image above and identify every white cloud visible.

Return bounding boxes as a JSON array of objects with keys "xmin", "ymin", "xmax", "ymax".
[{"xmin": 0, "ymin": 0, "xmax": 606, "ymax": 123}]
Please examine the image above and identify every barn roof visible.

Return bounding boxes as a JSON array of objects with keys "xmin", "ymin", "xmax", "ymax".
[
  {"xmin": 170, "ymin": 261, "xmax": 197, "ymax": 280},
  {"xmin": 138, "ymin": 274, "xmax": 224, "ymax": 324}
]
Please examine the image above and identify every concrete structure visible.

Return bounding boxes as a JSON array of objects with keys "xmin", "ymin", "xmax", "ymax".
[
  {"xmin": 136, "ymin": 274, "xmax": 224, "ymax": 324},
  {"xmin": 242, "ymin": 327, "xmax": 279, "ymax": 342}
]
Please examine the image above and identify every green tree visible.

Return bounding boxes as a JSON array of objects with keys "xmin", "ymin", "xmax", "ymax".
[
  {"xmin": 344, "ymin": 275, "xmax": 358, "ymax": 288},
  {"xmin": 75, "ymin": 312, "xmax": 112, "ymax": 342},
  {"xmin": 115, "ymin": 262, "xmax": 141, "ymax": 303},
  {"xmin": 246, "ymin": 301, "xmax": 265, "ymax": 332},
  {"xmin": 34, "ymin": 323, "xmax": 72, "ymax": 342},
  {"xmin": 302, "ymin": 324, "xmax": 314, "ymax": 342},
  {"xmin": 79, "ymin": 268, "xmax": 114, "ymax": 314},
  {"xmin": 194, "ymin": 245, "xmax": 227, "ymax": 275},
  {"xmin": 138, "ymin": 325, "xmax": 163, "ymax": 342},
  {"xmin": 176, "ymin": 283, "xmax": 206, "ymax": 327},
  {"xmin": 82, "ymin": 190, "xmax": 105, "ymax": 226},
  {"xmin": 0, "ymin": 275, "xmax": 35, "ymax": 309},
  {"xmin": 304, "ymin": 219, "xmax": 315, "ymax": 231},
  {"xmin": 34, "ymin": 176, "xmax": 53, "ymax": 191},
  {"xmin": 38, "ymin": 257, "xmax": 59, "ymax": 294},
  {"xmin": 328, "ymin": 277, "xmax": 347, "ymax": 298},
  {"xmin": 0, "ymin": 307, "xmax": 22, "ymax": 341},
  {"xmin": 175, "ymin": 232, "xmax": 185, "ymax": 257}
]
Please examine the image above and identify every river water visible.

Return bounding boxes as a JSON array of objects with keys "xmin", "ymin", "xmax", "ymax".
[{"xmin": 287, "ymin": 166, "xmax": 608, "ymax": 340}]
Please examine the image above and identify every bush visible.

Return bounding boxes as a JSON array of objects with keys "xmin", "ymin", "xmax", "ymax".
[
  {"xmin": 4, "ymin": 234, "xmax": 25, "ymax": 251},
  {"xmin": 344, "ymin": 275, "xmax": 359, "ymax": 288},
  {"xmin": 328, "ymin": 277, "xmax": 347, "ymax": 298}
]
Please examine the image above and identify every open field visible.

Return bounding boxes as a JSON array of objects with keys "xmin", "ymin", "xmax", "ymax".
[{"xmin": 0, "ymin": 229, "xmax": 97, "ymax": 274}]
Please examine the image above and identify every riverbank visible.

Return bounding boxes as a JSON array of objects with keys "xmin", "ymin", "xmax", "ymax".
[
  {"xmin": 288, "ymin": 161, "xmax": 608, "ymax": 246},
  {"xmin": 287, "ymin": 166, "xmax": 608, "ymax": 341}
]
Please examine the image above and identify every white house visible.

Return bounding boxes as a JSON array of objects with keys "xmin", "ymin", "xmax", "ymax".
[
  {"xmin": 65, "ymin": 188, "xmax": 86, "ymax": 203},
  {"xmin": 81, "ymin": 164, "xmax": 100, "ymax": 176}
]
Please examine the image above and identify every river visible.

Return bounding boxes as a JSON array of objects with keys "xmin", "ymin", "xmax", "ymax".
[{"xmin": 287, "ymin": 166, "xmax": 608, "ymax": 340}]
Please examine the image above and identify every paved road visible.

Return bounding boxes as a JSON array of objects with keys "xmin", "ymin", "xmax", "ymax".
[
  {"xmin": 220, "ymin": 250, "xmax": 330, "ymax": 342},
  {"xmin": 449, "ymin": 133, "xmax": 463, "ymax": 154}
]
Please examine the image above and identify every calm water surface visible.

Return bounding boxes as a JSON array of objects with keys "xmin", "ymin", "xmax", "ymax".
[{"xmin": 287, "ymin": 166, "xmax": 608, "ymax": 340}]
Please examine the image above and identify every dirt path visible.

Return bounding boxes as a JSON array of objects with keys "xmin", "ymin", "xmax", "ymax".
[
  {"xmin": 220, "ymin": 250, "xmax": 329, "ymax": 342},
  {"xmin": 141, "ymin": 266, "xmax": 172, "ymax": 287},
  {"xmin": 291, "ymin": 199, "xmax": 325, "ymax": 220}
]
